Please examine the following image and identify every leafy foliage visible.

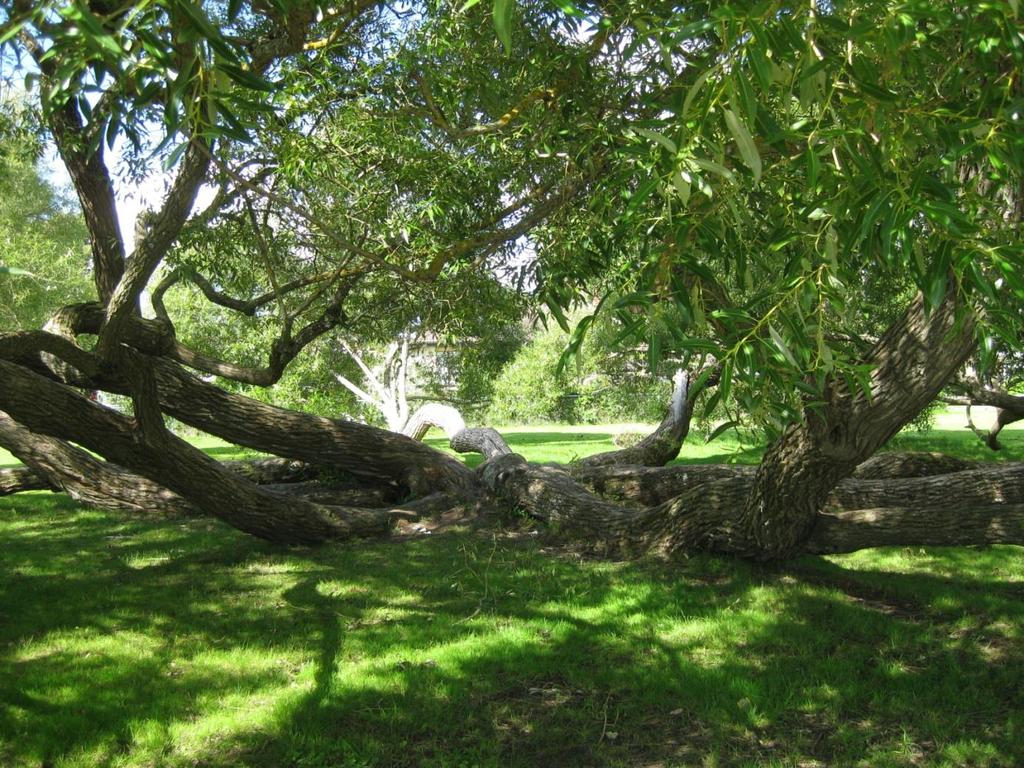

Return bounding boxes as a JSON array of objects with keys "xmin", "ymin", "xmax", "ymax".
[
  {"xmin": 487, "ymin": 314, "xmax": 671, "ymax": 424},
  {"xmin": 0, "ymin": 0, "xmax": 1021, "ymax": 437},
  {"xmin": 0, "ymin": 105, "xmax": 90, "ymax": 330},
  {"xmin": 536, "ymin": 0, "xmax": 1024, "ymax": 436}
]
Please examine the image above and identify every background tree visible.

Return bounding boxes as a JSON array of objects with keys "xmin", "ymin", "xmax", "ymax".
[{"xmin": 0, "ymin": 101, "xmax": 90, "ymax": 329}]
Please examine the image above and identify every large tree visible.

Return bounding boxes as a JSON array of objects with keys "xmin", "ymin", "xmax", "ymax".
[{"xmin": 0, "ymin": 0, "xmax": 1021, "ymax": 559}]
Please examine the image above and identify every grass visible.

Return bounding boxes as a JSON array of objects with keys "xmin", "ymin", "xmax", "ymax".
[{"xmin": 1, "ymin": 413, "xmax": 1023, "ymax": 767}]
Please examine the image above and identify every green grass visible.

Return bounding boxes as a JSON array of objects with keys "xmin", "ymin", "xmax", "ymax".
[{"xmin": 2, "ymin": 416, "xmax": 1023, "ymax": 767}]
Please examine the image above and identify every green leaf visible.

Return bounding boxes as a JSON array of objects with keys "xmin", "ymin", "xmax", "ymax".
[
  {"xmin": 459, "ymin": 0, "xmax": 482, "ymax": 9},
  {"xmin": 806, "ymin": 147, "xmax": 820, "ymax": 189},
  {"xmin": 626, "ymin": 174, "xmax": 659, "ymax": 214},
  {"xmin": 671, "ymin": 170, "xmax": 691, "ymax": 205},
  {"xmin": 926, "ymin": 269, "xmax": 948, "ymax": 312},
  {"xmin": 849, "ymin": 73, "xmax": 898, "ymax": 101},
  {"xmin": 718, "ymin": 359, "xmax": 732, "ymax": 406},
  {"xmin": 612, "ymin": 291, "xmax": 652, "ymax": 309},
  {"xmin": 682, "ymin": 68, "xmax": 712, "ymax": 118},
  {"xmin": 162, "ymin": 140, "xmax": 190, "ymax": 171},
  {"xmin": 768, "ymin": 324, "xmax": 798, "ymax": 367},
  {"xmin": 647, "ymin": 330, "xmax": 661, "ymax": 372},
  {"xmin": 723, "ymin": 109, "xmax": 761, "ymax": 181},
  {"xmin": 701, "ymin": 390, "xmax": 722, "ymax": 419},
  {"xmin": 633, "ymin": 127, "xmax": 677, "ymax": 155},
  {"xmin": 0, "ymin": 15, "xmax": 28, "ymax": 45},
  {"xmin": 219, "ymin": 64, "xmax": 275, "ymax": 92},
  {"xmin": 175, "ymin": 1, "xmax": 236, "ymax": 59},
  {"xmin": 493, "ymin": 0, "xmax": 514, "ymax": 54},
  {"xmin": 546, "ymin": 296, "xmax": 570, "ymax": 332},
  {"xmin": 706, "ymin": 419, "xmax": 739, "ymax": 443},
  {"xmin": 551, "ymin": 0, "xmax": 585, "ymax": 17},
  {"xmin": 687, "ymin": 366, "xmax": 715, "ymax": 399},
  {"xmin": 694, "ymin": 158, "xmax": 734, "ymax": 182}
]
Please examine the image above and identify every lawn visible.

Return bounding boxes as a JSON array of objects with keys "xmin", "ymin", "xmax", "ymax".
[{"xmin": 1, "ymin": 415, "xmax": 1023, "ymax": 767}]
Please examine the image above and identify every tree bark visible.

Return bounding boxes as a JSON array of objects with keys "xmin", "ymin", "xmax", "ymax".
[
  {"xmin": 91, "ymin": 354, "xmax": 477, "ymax": 497},
  {"xmin": 0, "ymin": 465, "xmax": 56, "ymax": 495},
  {"xmin": 403, "ymin": 403, "xmax": 513, "ymax": 460},
  {"xmin": 806, "ymin": 504, "xmax": 1024, "ymax": 554},
  {"xmin": 4, "ymin": 286, "xmax": 1018, "ymax": 559}
]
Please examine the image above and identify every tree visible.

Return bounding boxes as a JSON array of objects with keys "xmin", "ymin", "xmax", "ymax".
[
  {"xmin": 0, "ymin": 0, "xmax": 1021, "ymax": 560},
  {"xmin": 0, "ymin": 100, "xmax": 91, "ymax": 329},
  {"xmin": 945, "ymin": 337, "xmax": 1024, "ymax": 450}
]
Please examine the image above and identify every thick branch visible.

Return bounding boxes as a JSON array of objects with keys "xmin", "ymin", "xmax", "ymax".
[
  {"xmin": 90, "ymin": 356, "xmax": 477, "ymax": 496},
  {"xmin": 483, "ymin": 449, "xmax": 1024, "ymax": 558},
  {"xmin": 0, "ymin": 465, "xmax": 55, "ymax": 495},
  {"xmin": 0, "ymin": 411, "xmax": 197, "ymax": 516},
  {"xmin": 950, "ymin": 376, "xmax": 1024, "ymax": 451},
  {"xmin": 32, "ymin": 50, "xmax": 126, "ymax": 301},
  {"xmin": 403, "ymin": 403, "xmax": 512, "ymax": 460},
  {"xmin": 0, "ymin": 359, "xmax": 418, "ymax": 544},
  {"xmin": 577, "ymin": 369, "xmax": 696, "ymax": 468},
  {"xmin": 806, "ymin": 504, "xmax": 1024, "ymax": 554},
  {"xmin": 151, "ymin": 266, "xmax": 343, "ymax": 320},
  {"xmin": 97, "ymin": 138, "xmax": 211, "ymax": 358}
]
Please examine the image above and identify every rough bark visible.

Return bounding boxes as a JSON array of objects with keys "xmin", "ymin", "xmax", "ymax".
[
  {"xmin": 0, "ymin": 465, "xmax": 56, "ymax": 495},
  {"xmin": 851, "ymin": 451, "xmax": 984, "ymax": 479},
  {"xmin": 83, "ymin": 353, "xmax": 478, "ymax": 496},
  {"xmin": 222, "ymin": 457, "xmax": 319, "ymax": 485},
  {"xmin": 25, "ymin": 306, "xmax": 484, "ymax": 496},
  {"xmin": 571, "ymin": 453, "xmax": 1018, "ymax": 508},
  {"xmin": 481, "ymin": 449, "xmax": 1024, "ymax": 556},
  {"xmin": 572, "ymin": 463, "xmax": 755, "ymax": 506},
  {"xmin": 0, "ymin": 453, "xmax": 318, "ymax": 500},
  {"xmin": 4, "ymin": 290, "xmax": 1019, "ymax": 558},
  {"xmin": 807, "ymin": 504, "xmax": 1024, "ymax": 554},
  {"xmin": 46, "ymin": 101, "xmax": 126, "ymax": 302}
]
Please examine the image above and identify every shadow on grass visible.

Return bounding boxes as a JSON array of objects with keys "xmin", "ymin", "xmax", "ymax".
[{"xmin": 2, "ymin": 494, "xmax": 1023, "ymax": 767}]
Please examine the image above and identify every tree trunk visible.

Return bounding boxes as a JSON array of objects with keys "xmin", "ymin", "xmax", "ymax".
[
  {"xmin": 4, "ymin": 286, "xmax": 1019, "ymax": 559},
  {"xmin": 94, "ymin": 355, "xmax": 478, "ymax": 497},
  {"xmin": 741, "ymin": 289, "xmax": 977, "ymax": 559},
  {"xmin": 806, "ymin": 504, "xmax": 1024, "ymax": 553},
  {"xmin": 0, "ymin": 465, "xmax": 56, "ymax": 495}
]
